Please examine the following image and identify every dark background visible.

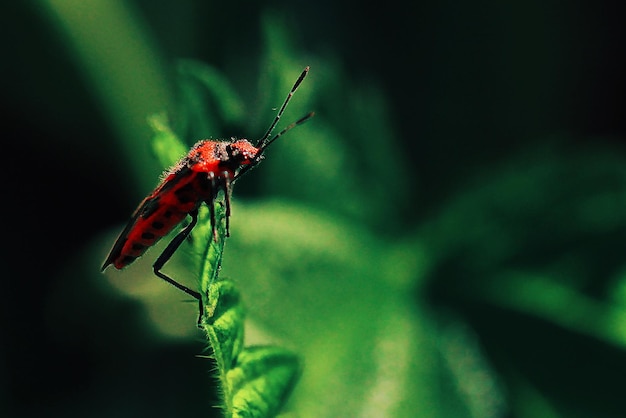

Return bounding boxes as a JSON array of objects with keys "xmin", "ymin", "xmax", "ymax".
[{"xmin": 2, "ymin": 1, "xmax": 626, "ymax": 417}]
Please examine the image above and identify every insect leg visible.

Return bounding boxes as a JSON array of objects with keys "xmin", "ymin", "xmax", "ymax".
[
  {"xmin": 205, "ymin": 171, "xmax": 232, "ymax": 239},
  {"xmin": 223, "ymin": 171, "xmax": 232, "ymax": 237},
  {"xmin": 207, "ymin": 172, "xmax": 218, "ymax": 242},
  {"xmin": 153, "ymin": 208, "xmax": 203, "ymax": 323}
]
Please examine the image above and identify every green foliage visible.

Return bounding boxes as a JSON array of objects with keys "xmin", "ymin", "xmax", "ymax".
[
  {"xmin": 39, "ymin": 1, "xmax": 626, "ymax": 417},
  {"xmin": 147, "ymin": 112, "xmax": 189, "ymax": 168},
  {"xmin": 203, "ymin": 275, "xmax": 300, "ymax": 417}
]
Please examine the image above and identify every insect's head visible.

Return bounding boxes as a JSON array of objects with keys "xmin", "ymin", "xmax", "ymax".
[{"xmin": 224, "ymin": 139, "xmax": 262, "ymax": 168}]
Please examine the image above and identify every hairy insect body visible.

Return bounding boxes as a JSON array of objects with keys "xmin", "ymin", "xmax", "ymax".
[{"xmin": 102, "ymin": 139, "xmax": 258, "ymax": 271}]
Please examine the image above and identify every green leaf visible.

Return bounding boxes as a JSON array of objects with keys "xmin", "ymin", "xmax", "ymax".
[
  {"xmin": 195, "ymin": 210, "xmax": 300, "ymax": 417},
  {"xmin": 228, "ymin": 346, "xmax": 300, "ymax": 418},
  {"xmin": 147, "ymin": 112, "xmax": 188, "ymax": 169},
  {"xmin": 202, "ymin": 262, "xmax": 245, "ymax": 381}
]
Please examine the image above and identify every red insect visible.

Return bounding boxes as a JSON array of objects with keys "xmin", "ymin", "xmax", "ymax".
[{"xmin": 102, "ymin": 67, "xmax": 313, "ymax": 309}]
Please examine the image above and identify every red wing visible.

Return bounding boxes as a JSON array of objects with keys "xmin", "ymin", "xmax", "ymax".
[
  {"xmin": 101, "ymin": 164, "xmax": 202, "ymax": 271},
  {"xmin": 101, "ymin": 194, "xmax": 160, "ymax": 271}
]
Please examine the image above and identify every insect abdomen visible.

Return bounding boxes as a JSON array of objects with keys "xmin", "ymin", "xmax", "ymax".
[
  {"xmin": 114, "ymin": 205, "xmax": 189, "ymax": 268},
  {"xmin": 107, "ymin": 171, "xmax": 215, "ymax": 269}
]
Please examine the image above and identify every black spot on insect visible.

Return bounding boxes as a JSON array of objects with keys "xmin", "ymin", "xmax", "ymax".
[
  {"xmin": 226, "ymin": 144, "xmax": 236, "ymax": 159},
  {"xmin": 152, "ymin": 221, "xmax": 165, "ymax": 230},
  {"xmin": 141, "ymin": 232, "xmax": 155, "ymax": 240},
  {"xmin": 164, "ymin": 210, "xmax": 173, "ymax": 218},
  {"xmin": 196, "ymin": 175, "xmax": 213, "ymax": 191},
  {"xmin": 175, "ymin": 183, "xmax": 195, "ymax": 204},
  {"xmin": 132, "ymin": 243, "xmax": 146, "ymax": 251},
  {"xmin": 122, "ymin": 255, "xmax": 137, "ymax": 265},
  {"xmin": 140, "ymin": 197, "xmax": 160, "ymax": 219}
]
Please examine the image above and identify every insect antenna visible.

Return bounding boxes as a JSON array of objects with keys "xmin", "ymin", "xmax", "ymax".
[
  {"xmin": 256, "ymin": 66, "xmax": 310, "ymax": 149},
  {"xmin": 257, "ymin": 111, "xmax": 314, "ymax": 153},
  {"xmin": 233, "ymin": 66, "xmax": 314, "ymax": 181}
]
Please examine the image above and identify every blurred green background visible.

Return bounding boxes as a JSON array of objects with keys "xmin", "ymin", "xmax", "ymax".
[{"xmin": 2, "ymin": 1, "xmax": 626, "ymax": 417}]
